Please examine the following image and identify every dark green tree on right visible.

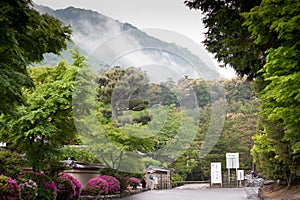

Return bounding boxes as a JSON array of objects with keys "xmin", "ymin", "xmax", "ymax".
[{"xmin": 186, "ymin": 0, "xmax": 300, "ymax": 187}]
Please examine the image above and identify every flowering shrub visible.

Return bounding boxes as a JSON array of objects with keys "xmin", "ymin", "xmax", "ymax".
[
  {"xmin": 86, "ymin": 177, "xmax": 109, "ymax": 195},
  {"xmin": 127, "ymin": 177, "xmax": 141, "ymax": 188},
  {"xmin": 99, "ymin": 175, "xmax": 120, "ymax": 194},
  {"xmin": 56, "ymin": 177, "xmax": 75, "ymax": 200},
  {"xmin": 20, "ymin": 171, "xmax": 57, "ymax": 200},
  {"xmin": 18, "ymin": 178, "xmax": 38, "ymax": 200},
  {"xmin": 0, "ymin": 175, "xmax": 20, "ymax": 200},
  {"xmin": 116, "ymin": 176, "xmax": 127, "ymax": 192},
  {"xmin": 60, "ymin": 173, "xmax": 81, "ymax": 199}
]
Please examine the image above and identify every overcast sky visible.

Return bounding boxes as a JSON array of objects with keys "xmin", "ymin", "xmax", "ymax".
[{"xmin": 33, "ymin": 0, "xmax": 236, "ymax": 78}]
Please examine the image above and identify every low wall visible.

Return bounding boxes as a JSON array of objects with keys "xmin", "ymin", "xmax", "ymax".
[{"xmin": 64, "ymin": 169, "xmax": 101, "ymax": 189}]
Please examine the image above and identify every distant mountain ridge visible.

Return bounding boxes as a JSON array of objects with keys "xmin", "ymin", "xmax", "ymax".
[{"xmin": 34, "ymin": 4, "xmax": 219, "ymax": 81}]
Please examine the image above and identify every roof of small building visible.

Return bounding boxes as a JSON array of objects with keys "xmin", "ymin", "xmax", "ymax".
[
  {"xmin": 146, "ymin": 165, "xmax": 174, "ymax": 173},
  {"xmin": 62, "ymin": 159, "xmax": 107, "ymax": 170}
]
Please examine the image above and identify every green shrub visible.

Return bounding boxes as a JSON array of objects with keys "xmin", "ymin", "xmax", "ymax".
[
  {"xmin": 61, "ymin": 146, "xmax": 98, "ymax": 163},
  {"xmin": 20, "ymin": 171, "xmax": 57, "ymax": 200},
  {"xmin": 18, "ymin": 178, "xmax": 38, "ymax": 200},
  {"xmin": 171, "ymin": 172, "xmax": 184, "ymax": 188},
  {"xmin": 0, "ymin": 150, "xmax": 24, "ymax": 179},
  {"xmin": 56, "ymin": 177, "xmax": 76, "ymax": 200}
]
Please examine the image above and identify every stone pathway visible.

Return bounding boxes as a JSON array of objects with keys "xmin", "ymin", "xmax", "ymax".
[
  {"xmin": 174, "ymin": 183, "xmax": 210, "ymax": 190},
  {"xmin": 174, "ymin": 184, "xmax": 259, "ymax": 199}
]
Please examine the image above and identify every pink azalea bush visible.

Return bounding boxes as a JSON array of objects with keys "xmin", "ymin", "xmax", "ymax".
[
  {"xmin": 20, "ymin": 171, "xmax": 57, "ymax": 200},
  {"xmin": 0, "ymin": 175, "xmax": 20, "ymax": 200},
  {"xmin": 127, "ymin": 177, "xmax": 141, "ymax": 188},
  {"xmin": 86, "ymin": 177, "xmax": 109, "ymax": 195},
  {"xmin": 116, "ymin": 176, "xmax": 128, "ymax": 192},
  {"xmin": 99, "ymin": 175, "xmax": 121, "ymax": 194},
  {"xmin": 56, "ymin": 177, "xmax": 76, "ymax": 200},
  {"xmin": 60, "ymin": 173, "xmax": 81, "ymax": 199},
  {"xmin": 18, "ymin": 178, "xmax": 38, "ymax": 200}
]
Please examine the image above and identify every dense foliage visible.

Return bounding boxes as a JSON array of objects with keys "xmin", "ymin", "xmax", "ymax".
[
  {"xmin": 0, "ymin": 52, "xmax": 86, "ymax": 172},
  {"xmin": 56, "ymin": 177, "xmax": 76, "ymax": 200},
  {"xmin": 169, "ymin": 78, "xmax": 258, "ymax": 181},
  {"xmin": 185, "ymin": 0, "xmax": 263, "ymax": 79},
  {"xmin": 86, "ymin": 177, "xmax": 109, "ymax": 195},
  {"xmin": 20, "ymin": 171, "xmax": 57, "ymax": 200},
  {"xmin": 0, "ymin": 150, "xmax": 24, "ymax": 179},
  {"xmin": 243, "ymin": 0, "xmax": 300, "ymax": 187},
  {"xmin": 0, "ymin": 0, "xmax": 71, "ymax": 116},
  {"xmin": 18, "ymin": 178, "xmax": 38, "ymax": 200},
  {"xmin": 3, "ymin": 0, "xmax": 296, "ymax": 188},
  {"xmin": 127, "ymin": 177, "xmax": 141, "ymax": 188},
  {"xmin": 59, "ymin": 173, "xmax": 82, "ymax": 199},
  {"xmin": 0, "ymin": 175, "xmax": 20, "ymax": 200},
  {"xmin": 98, "ymin": 175, "xmax": 121, "ymax": 194},
  {"xmin": 89, "ymin": 65, "xmax": 258, "ymax": 180},
  {"xmin": 186, "ymin": 0, "xmax": 300, "ymax": 187},
  {"xmin": 0, "ymin": 172, "xmax": 82, "ymax": 200}
]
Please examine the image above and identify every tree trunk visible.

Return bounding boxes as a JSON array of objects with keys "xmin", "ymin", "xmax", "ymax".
[{"xmin": 285, "ymin": 171, "xmax": 292, "ymax": 190}]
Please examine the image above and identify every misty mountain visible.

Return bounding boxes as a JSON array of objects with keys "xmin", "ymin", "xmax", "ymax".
[{"xmin": 34, "ymin": 4, "xmax": 220, "ymax": 81}]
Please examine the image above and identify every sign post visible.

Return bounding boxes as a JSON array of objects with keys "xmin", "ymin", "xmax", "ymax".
[
  {"xmin": 226, "ymin": 153, "xmax": 239, "ymax": 186},
  {"xmin": 237, "ymin": 170, "xmax": 244, "ymax": 187},
  {"xmin": 211, "ymin": 162, "xmax": 222, "ymax": 187}
]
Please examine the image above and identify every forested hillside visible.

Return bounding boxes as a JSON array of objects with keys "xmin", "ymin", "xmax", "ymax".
[
  {"xmin": 73, "ymin": 64, "xmax": 259, "ymax": 179},
  {"xmin": 33, "ymin": 4, "xmax": 218, "ymax": 80},
  {"xmin": 2, "ymin": 0, "xmax": 298, "ymax": 192}
]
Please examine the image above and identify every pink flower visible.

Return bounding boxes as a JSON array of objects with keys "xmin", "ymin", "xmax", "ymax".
[{"xmin": 86, "ymin": 177, "xmax": 109, "ymax": 195}]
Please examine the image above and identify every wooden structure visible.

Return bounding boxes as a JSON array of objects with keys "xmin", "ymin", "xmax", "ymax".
[{"xmin": 145, "ymin": 166, "xmax": 173, "ymax": 190}]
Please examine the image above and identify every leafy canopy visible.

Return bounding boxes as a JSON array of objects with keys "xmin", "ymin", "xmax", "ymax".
[
  {"xmin": 0, "ymin": 51, "xmax": 87, "ymax": 171},
  {"xmin": 0, "ymin": 0, "xmax": 71, "ymax": 115}
]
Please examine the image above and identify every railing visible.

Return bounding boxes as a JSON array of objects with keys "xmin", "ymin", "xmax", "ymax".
[{"xmin": 173, "ymin": 180, "xmax": 210, "ymax": 184}]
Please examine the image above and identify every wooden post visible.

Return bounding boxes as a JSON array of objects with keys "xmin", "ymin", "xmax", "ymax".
[
  {"xmin": 228, "ymin": 168, "xmax": 230, "ymax": 185},
  {"xmin": 236, "ymin": 168, "xmax": 238, "ymax": 187}
]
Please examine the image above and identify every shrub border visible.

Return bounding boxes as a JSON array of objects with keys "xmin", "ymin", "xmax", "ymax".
[{"xmin": 80, "ymin": 188, "xmax": 147, "ymax": 199}]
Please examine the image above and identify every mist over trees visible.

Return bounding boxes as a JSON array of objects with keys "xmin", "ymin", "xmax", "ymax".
[
  {"xmin": 0, "ymin": 0, "xmax": 298, "ymax": 190},
  {"xmin": 87, "ymin": 66, "xmax": 259, "ymax": 179}
]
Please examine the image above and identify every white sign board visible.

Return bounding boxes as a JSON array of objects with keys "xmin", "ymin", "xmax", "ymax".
[
  {"xmin": 226, "ymin": 153, "xmax": 239, "ymax": 169},
  {"xmin": 237, "ymin": 170, "xmax": 244, "ymax": 180},
  {"xmin": 0, "ymin": 142, "xmax": 6, "ymax": 147},
  {"xmin": 211, "ymin": 162, "xmax": 222, "ymax": 184}
]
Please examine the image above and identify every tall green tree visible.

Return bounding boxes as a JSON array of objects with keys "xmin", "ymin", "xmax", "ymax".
[
  {"xmin": 77, "ymin": 66, "xmax": 158, "ymax": 172},
  {"xmin": 186, "ymin": 0, "xmax": 300, "ymax": 187},
  {"xmin": 97, "ymin": 66, "xmax": 149, "ymax": 124},
  {"xmin": 0, "ymin": 52, "xmax": 85, "ymax": 171},
  {"xmin": 0, "ymin": 0, "xmax": 71, "ymax": 115},
  {"xmin": 243, "ymin": 0, "xmax": 300, "ymax": 187}
]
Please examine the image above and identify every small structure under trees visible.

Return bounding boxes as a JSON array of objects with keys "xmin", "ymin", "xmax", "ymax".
[
  {"xmin": 63, "ymin": 159, "xmax": 107, "ymax": 189},
  {"xmin": 145, "ymin": 166, "xmax": 173, "ymax": 190}
]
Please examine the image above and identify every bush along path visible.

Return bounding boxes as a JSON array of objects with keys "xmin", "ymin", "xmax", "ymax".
[
  {"xmin": 81, "ymin": 175, "xmax": 146, "ymax": 199},
  {"xmin": 80, "ymin": 189, "xmax": 146, "ymax": 200},
  {"xmin": 0, "ymin": 172, "xmax": 145, "ymax": 200}
]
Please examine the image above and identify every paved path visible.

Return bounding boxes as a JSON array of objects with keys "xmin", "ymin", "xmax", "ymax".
[{"xmin": 121, "ymin": 184, "xmax": 260, "ymax": 200}]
